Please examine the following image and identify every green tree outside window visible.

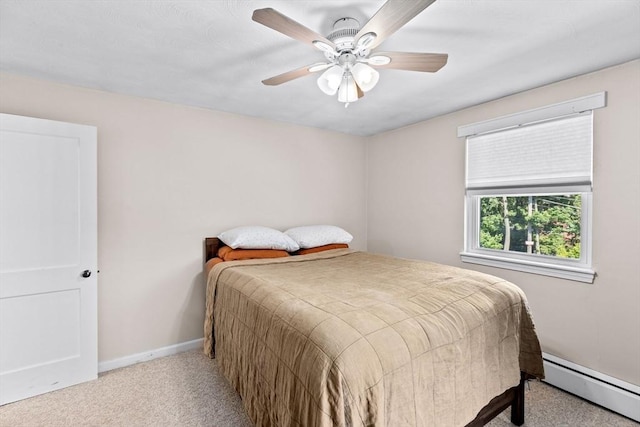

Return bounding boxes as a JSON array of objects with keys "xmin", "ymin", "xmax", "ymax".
[{"xmin": 479, "ymin": 195, "xmax": 581, "ymax": 259}]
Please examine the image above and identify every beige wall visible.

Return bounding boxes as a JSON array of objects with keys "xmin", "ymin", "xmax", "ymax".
[
  {"xmin": 0, "ymin": 73, "xmax": 367, "ymax": 362},
  {"xmin": 367, "ymin": 60, "xmax": 640, "ymax": 386},
  {"xmin": 2, "ymin": 61, "xmax": 638, "ymax": 385}
]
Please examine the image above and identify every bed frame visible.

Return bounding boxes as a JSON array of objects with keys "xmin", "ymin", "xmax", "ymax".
[
  {"xmin": 204, "ymin": 237, "xmax": 224, "ymax": 262},
  {"xmin": 204, "ymin": 237, "xmax": 529, "ymax": 426}
]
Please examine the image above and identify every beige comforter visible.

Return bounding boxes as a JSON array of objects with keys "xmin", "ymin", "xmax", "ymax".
[{"xmin": 204, "ymin": 250, "xmax": 544, "ymax": 427}]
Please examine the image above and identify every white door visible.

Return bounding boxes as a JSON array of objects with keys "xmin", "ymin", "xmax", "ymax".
[{"xmin": 0, "ymin": 113, "xmax": 97, "ymax": 405}]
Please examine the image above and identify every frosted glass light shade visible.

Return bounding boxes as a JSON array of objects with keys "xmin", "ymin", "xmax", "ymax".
[
  {"xmin": 351, "ymin": 63, "xmax": 379, "ymax": 92},
  {"xmin": 337, "ymin": 73, "xmax": 358, "ymax": 103},
  {"xmin": 317, "ymin": 65, "xmax": 344, "ymax": 95}
]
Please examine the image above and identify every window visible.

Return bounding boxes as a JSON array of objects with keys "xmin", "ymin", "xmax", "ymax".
[
  {"xmin": 458, "ymin": 93, "xmax": 606, "ymax": 283},
  {"xmin": 478, "ymin": 194, "xmax": 582, "ymax": 259}
]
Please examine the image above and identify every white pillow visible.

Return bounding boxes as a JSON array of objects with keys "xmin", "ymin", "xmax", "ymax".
[
  {"xmin": 218, "ymin": 226, "xmax": 299, "ymax": 252},
  {"xmin": 284, "ymin": 225, "xmax": 353, "ymax": 249}
]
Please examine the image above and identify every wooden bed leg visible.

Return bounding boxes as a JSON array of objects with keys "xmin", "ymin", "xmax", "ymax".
[{"xmin": 510, "ymin": 372, "xmax": 526, "ymax": 426}]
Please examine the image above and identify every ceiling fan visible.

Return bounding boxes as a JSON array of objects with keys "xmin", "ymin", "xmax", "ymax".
[{"xmin": 252, "ymin": 0, "xmax": 448, "ymax": 106}]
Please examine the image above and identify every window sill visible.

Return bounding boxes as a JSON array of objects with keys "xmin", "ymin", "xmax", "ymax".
[{"xmin": 460, "ymin": 251, "xmax": 595, "ymax": 283}]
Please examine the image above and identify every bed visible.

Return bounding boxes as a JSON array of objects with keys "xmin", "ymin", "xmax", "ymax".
[{"xmin": 204, "ymin": 237, "xmax": 544, "ymax": 426}]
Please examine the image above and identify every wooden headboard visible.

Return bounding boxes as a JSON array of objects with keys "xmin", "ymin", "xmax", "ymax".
[{"xmin": 204, "ymin": 237, "xmax": 223, "ymax": 263}]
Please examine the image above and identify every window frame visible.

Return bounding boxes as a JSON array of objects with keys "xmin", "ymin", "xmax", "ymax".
[
  {"xmin": 457, "ymin": 93, "xmax": 605, "ymax": 284},
  {"xmin": 461, "ymin": 187, "xmax": 594, "ymax": 283}
]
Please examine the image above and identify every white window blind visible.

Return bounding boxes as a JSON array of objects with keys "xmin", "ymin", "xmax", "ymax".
[{"xmin": 466, "ymin": 112, "xmax": 593, "ymax": 190}]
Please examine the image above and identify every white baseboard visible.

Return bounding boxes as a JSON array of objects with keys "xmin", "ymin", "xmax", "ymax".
[
  {"xmin": 98, "ymin": 338, "xmax": 204, "ymax": 373},
  {"xmin": 542, "ymin": 352, "xmax": 639, "ymax": 422}
]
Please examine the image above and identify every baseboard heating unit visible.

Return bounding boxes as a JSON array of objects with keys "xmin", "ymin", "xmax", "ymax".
[{"xmin": 542, "ymin": 352, "xmax": 639, "ymax": 422}]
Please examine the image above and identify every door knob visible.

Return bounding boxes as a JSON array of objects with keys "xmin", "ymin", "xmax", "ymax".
[{"xmin": 82, "ymin": 270, "xmax": 92, "ymax": 278}]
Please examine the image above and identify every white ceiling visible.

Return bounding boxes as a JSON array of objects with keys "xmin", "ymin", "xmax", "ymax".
[{"xmin": 1, "ymin": 0, "xmax": 639, "ymax": 136}]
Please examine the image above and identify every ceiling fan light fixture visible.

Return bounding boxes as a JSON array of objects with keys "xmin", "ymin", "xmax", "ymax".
[
  {"xmin": 337, "ymin": 72, "xmax": 359, "ymax": 103},
  {"xmin": 317, "ymin": 65, "xmax": 344, "ymax": 95},
  {"xmin": 368, "ymin": 55, "xmax": 391, "ymax": 66},
  {"xmin": 253, "ymin": 3, "xmax": 447, "ymax": 104},
  {"xmin": 351, "ymin": 63, "xmax": 379, "ymax": 92}
]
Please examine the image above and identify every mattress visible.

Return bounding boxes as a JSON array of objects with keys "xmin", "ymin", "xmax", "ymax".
[{"xmin": 204, "ymin": 249, "xmax": 544, "ymax": 426}]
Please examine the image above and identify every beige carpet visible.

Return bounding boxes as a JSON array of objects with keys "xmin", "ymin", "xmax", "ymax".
[{"xmin": 0, "ymin": 349, "xmax": 636, "ymax": 427}]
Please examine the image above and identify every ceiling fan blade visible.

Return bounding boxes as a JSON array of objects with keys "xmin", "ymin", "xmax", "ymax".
[
  {"xmin": 355, "ymin": 0, "xmax": 437, "ymax": 50},
  {"xmin": 261, "ymin": 63, "xmax": 328, "ymax": 86},
  {"xmin": 253, "ymin": 8, "xmax": 336, "ymax": 50},
  {"xmin": 370, "ymin": 52, "xmax": 448, "ymax": 72}
]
